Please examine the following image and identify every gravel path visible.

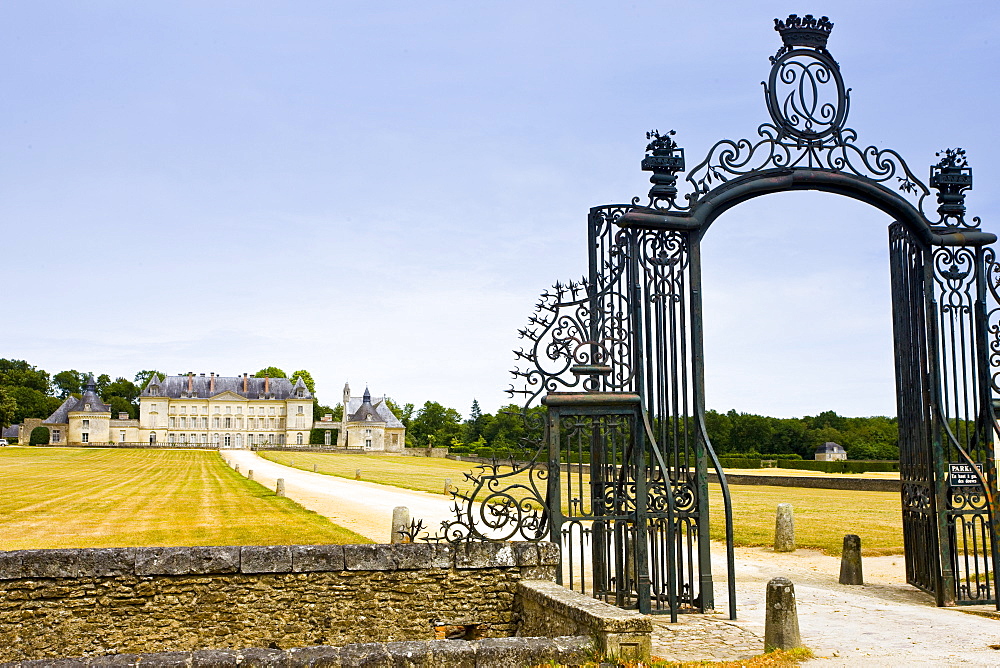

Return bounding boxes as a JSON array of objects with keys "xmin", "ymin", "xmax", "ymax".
[
  {"xmin": 224, "ymin": 450, "xmax": 459, "ymax": 543},
  {"xmin": 223, "ymin": 451, "xmax": 1000, "ymax": 664}
]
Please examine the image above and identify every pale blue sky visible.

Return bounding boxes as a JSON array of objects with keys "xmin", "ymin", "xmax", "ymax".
[{"xmin": 2, "ymin": 1, "xmax": 997, "ymax": 417}]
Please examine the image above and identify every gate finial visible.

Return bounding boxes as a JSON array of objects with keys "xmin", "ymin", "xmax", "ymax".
[{"xmin": 930, "ymin": 148, "xmax": 974, "ymax": 227}]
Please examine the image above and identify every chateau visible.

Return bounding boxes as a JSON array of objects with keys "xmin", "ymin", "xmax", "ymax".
[
  {"xmin": 25, "ymin": 374, "xmax": 406, "ymax": 451},
  {"xmin": 138, "ymin": 373, "xmax": 314, "ymax": 447}
]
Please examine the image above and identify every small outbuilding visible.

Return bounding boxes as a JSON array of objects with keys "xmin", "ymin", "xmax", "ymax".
[{"xmin": 815, "ymin": 441, "xmax": 847, "ymax": 461}]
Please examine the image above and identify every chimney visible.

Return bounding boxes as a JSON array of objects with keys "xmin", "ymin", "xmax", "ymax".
[
  {"xmin": 264, "ymin": 375, "xmax": 270, "ymax": 394},
  {"xmin": 243, "ymin": 373, "xmax": 248, "ymax": 393},
  {"xmin": 187, "ymin": 373, "xmax": 193, "ymax": 393},
  {"xmin": 210, "ymin": 372, "xmax": 215, "ymax": 393},
  {"xmin": 118, "ymin": 412, "xmax": 129, "ymax": 420}
]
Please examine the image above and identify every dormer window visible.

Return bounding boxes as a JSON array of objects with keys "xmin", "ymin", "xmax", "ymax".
[{"xmin": 84, "ymin": 403, "xmax": 91, "ymax": 411}]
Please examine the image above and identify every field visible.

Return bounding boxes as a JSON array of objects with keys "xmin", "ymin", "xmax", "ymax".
[
  {"xmin": 0, "ymin": 447, "xmax": 368, "ymax": 549},
  {"xmin": 261, "ymin": 450, "xmax": 904, "ymax": 555}
]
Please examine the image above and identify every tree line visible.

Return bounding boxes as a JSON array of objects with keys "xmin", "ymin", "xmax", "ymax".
[{"xmin": 0, "ymin": 358, "xmax": 899, "ymax": 460}]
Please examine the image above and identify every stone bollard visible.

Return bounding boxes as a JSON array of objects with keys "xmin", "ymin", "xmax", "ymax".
[
  {"xmin": 444, "ymin": 478, "xmax": 453, "ymax": 495},
  {"xmin": 313, "ymin": 463, "xmax": 318, "ymax": 473},
  {"xmin": 764, "ymin": 577, "xmax": 801, "ymax": 651},
  {"xmin": 276, "ymin": 478, "xmax": 285, "ymax": 497},
  {"xmin": 355, "ymin": 469, "xmax": 361, "ymax": 481},
  {"xmin": 839, "ymin": 534, "xmax": 864, "ymax": 585},
  {"xmin": 391, "ymin": 506, "xmax": 410, "ymax": 544},
  {"xmin": 774, "ymin": 503, "xmax": 795, "ymax": 552},
  {"xmin": 247, "ymin": 470, "xmax": 253, "ymax": 481},
  {"xmin": 290, "ymin": 460, "xmax": 294, "ymax": 467},
  {"xmin": 234, "ymin": 464, "xmax": 240, "ymax": 474}
]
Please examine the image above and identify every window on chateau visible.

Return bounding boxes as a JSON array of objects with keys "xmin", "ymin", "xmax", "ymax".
[
  {"xmin": 120, "ymin": 431, "xmax": 126, "ymax": 443},
  {"xmin": 214, "ymin": 406, "xmax": 220, "ymax": 414},
  {"xmin": 180, "ymin": 407, "xmax": 186, "ymax": 415},
  {"xmin": 269, "ymin": 418, "xmax": 275, "ymax": 429},
  {"xmin": 365, "ymin": 439, "xmax": 372, "ymax": 449},
  {"xmin": 224, "ymin": 417, "xmax": 231, "ymax": 428},
  {"xmin": 213, "ymin": 433, "xmax": 220, "ymax": 445},
  {"xmin": 201, "ymin": 434, "xmax": 207, "ymax": 444},
  {"xmin": 85, "ymin": 404, "xmax": 91, "ymax": 411},
  {"xmin": 151, "ymin": 404, "xmax": 157, "ymax": 412},
  {"xmin": 235, "ymin": 434, "xmax": 242, "ymax": 448},
  {"xmin": 202, "ymin": 417, "xmax": 208, "ymax": 429},
  {"xmin": 82, "ymin": 433, "xmax": 89, "ymax": 443},
  {"xmin": 168, "ymin": 434, "xmax": 175, "ymax": 444},
  {"xmin": 297, "ymin": 406, "xmax": 304, "ymax": 415},
  {"xmin": 180, "ymin": 434, "xmax": 186, "ymax": 444},
  {"xmin": 150, "ymin": 432, "xmax": 157, "ymax": 444},
  {"xmin": 53, "ymin": 430, "xmax": 61, "ymax": 442},
  {"xmin": 83, "ymin": 420, "xmax": 90, "ymax": 429},
  {"xmin": 213, "ymin": 417, "xmax": 220, "ymax": 428},
  {"xmin": 224, "ymin": 434, "xmax": 231, "ymax": 447},
  {"xmin": 180, "ymin": 417, "xmax": 187, "ymax": 428},
  {"xmin": 169, "ymin": 417, "xmax": 175, "ymax": 428},
  {"xmin": 296, "ymin": 433, "xmax": 303, "ymax": 445},
  {"xmin": 236, "ymin": 406, "xmax": 242, "ymax": 414},
  {"xmin": 269, "ymin": 407, "xmax": 275, "ymax": 416},
  {"xmin": 365, "ymin": 429, "xmax": 371, "ymax": 436},
  {"xmin": 248, "ymin": 407, "xmax": 254, "ymax": 415},
  {"xmin": 225, "ymin": 406, "xmax": 231, "ymax": 414}
]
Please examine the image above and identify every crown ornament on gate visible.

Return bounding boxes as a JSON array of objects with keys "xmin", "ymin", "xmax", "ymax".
[
  {"xmin": 930, "ymin": 148, "xmax": 974, "ymax": 227},
  {"xmin": 641, "ymin": 129, "xmax": 685, "ymax": 207},
  {"xmin": 774, "ymin": 14, "xmax": 833, "ymax": 48}
]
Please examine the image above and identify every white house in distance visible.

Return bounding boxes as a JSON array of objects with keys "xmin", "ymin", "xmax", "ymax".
[{"xmin": 814, "ymin": 441, "xmax": 847, "ymax": 461}]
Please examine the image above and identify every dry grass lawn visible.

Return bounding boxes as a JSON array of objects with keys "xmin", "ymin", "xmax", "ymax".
[
  {"xmin": 0, "ymin": 447, "xmax": 368, "ymax": 549},
  {"xmin": 261, "ymin": 451, "xmax": 903, "ymax": 555}
]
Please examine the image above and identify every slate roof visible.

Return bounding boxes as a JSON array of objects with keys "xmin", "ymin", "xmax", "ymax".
[
  {"xmin": 815, "ymin": 441, "xmax": 846, "ymax": 453},
  {"xmin": 140, "ymin": 374, "xmax": 313, "ymax": 400},
  {"xmin": 43, "ymin": 397, "xmax": 77, "ymax": 424},
  {"xmin": 1, "ymin": 425, "xmax": 18, "ymax": 439},
  {"xmin": 345, "ymin": 392, "xmax": 403, "ymax": 428}
]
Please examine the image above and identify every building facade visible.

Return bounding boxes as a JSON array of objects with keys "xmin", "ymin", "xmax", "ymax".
[
  {"xmin": 39, "ymin": 374, "xmax": 140, "ymax": 446},
  {"xmin": 311, "ymin": 383, "xmax": 405, "ymax": 452},
  {"xmin": 138, "ymin": 372, "xmax": 314, "ymax": 448}
]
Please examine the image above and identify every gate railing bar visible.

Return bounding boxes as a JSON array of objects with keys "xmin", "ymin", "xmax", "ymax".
[
  {"xmin": 695, "ymin": 410, "xmax": 737, "ymax": 621},
  {"xmin": 640, "ymin": 407, "xmax": 677, "ymax": 622}
]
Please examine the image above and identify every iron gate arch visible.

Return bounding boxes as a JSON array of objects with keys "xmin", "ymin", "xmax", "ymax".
[{"xmin": 416, "ymin": 13, "xmax": 1000, "ymax": 613}]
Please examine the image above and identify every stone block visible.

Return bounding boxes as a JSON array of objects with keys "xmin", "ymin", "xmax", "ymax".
[
  {"xmin": 383, "ymin": 640, "xmax": 432, "ymax": 664},
  {"xmin": 0, "ymin": 550, "xmax": 24, "ymax": 580},
  {"xmin": 474, "ymin": 637, "xmax": 570, "ymax": 668},
  {"xmin": 519, "ymin": 565, "xmax": 557, "ymax": 581},
  {"xmin": 20, "ymin": 548, "xmax": 90, "ymax": 578},
  {"xmin": 512, "ymin": 542, "xmax": 539, "ymax": 567},
  {"xmin": 390, "ymin": 543, "xmax": 437, "ymax": 570},
  {"xmin": 764, "ymin": 577, "xmax": 801, "ymax": 651},
  {"xmin": 126, "ymin": 651, "xmax": 191, "ymax": 667},
  {"xmin": 237, "ymin": 647, "xmax": 290, "ymax": 667},
  {"xmin": 425, "ymin": 639, "xmax": 476, "ymax": 668},
  {"xmin": 135, "ymin": 546, "xmax": 240, "ymax": 576},
  {"xmin": 343, "ymin": 544, "xmax": 396, "ymax": 571},
  {"xmin": 286, "ymin": 645, "xmax": 341, "ymax": 666},
  {"xmin": 454, "ymin": 542, "xmax": 516, "ymax": 570},
  {"xmin": 190, "ymin": 649, "xmax": 240, "ymax": 667},
  {"xmin": 242, "ymin": 545, "xmax": 293, "ymax": 573},
  {"xmin": 291, "ymin": 544, "xmax": 346, "ymax": 572},
  {"xmin": 87, "ymin": 653, "xmax": 145, "ymax": 666},
  {"xmin": 337, "ymin": 642, "xmax": 391, "ymax": 666},
  {"xmin": 79, "ymin": 548, "xmax": 136, "ymax": 577},
  {"xmin": 537, "ymin": 541, "xmax": 561, "ymax": 566}
]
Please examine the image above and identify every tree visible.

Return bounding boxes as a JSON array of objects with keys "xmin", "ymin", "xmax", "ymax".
[
  {"xmin": 254, "ymin": 367, "xmax": 287, "ymax": 378},
  {"xmin": 133, "ymin": 370, "xmax": 163, "ymax": 388},
  {"xmin": 96, "ymin": 373, "xmax": 112, "ymax": 396},
  {"xmin": 463, "ymin": 399, "xmax": 485, "ymax": 444},
  {"xmin": 107, "ymin": 396, "xmax": 136, "ymax": 420},
  {"xmin": 0, "ymin": 386, "xmax": 17, "ymax": 430},
  {"xmin": 29, "ymin": 426, "xmax": 49, "ymax": 445},
  {"xmin": 290, "ymin": 369, "xmax": 316, "ymax": 394},
  {"xmin": 409, "ymin": 401, "xmax": 463, "ymax": 448},
  {"xmin": 53, "ymin": 370, "xmax": 85, "ymax": 398},
  {"xmin": 7, "ymin": 386, "xmax": 61, "ymax": 424},
  {"xmin": 384, "ymin": 398, "xmax": 413, "ymax": 427},
  {"xmin": 104, "ymin": 377, "xmax": 140, "ymax": 404},
  {"xmin": 0, "ymin": 359, "xmax": 50, "ymax": 394}
]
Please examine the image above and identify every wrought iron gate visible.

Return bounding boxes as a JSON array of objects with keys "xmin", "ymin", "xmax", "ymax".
[{"xmin": 418, "ymin": 13, "xmax": 1000, "ymax": 611}]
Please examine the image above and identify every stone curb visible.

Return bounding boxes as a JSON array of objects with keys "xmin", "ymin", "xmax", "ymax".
[
  {"xmin": 0, "ymin": 542, "xmax": 551, "ymax": 580},
  {"xmin": 0, "ymin": 636, "xmax": 591, "ymax": 667}
]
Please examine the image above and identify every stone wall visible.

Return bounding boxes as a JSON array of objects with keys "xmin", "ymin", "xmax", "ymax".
[
  {"xmin": 517, "ymin": 579, "xmax": 652, "ymax": 661},
  {"xmin": 0, "ymin": 542, "xmax": 559, "ymax": 664}
]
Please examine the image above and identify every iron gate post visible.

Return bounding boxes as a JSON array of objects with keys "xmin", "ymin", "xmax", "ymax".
[
  {"xmin": 689, "ymin": 231, "xmax": 715, "ymax": 611},
  {"xmin": 547, "ymin": 409, "xmax": 564, "ymax": 584}
]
